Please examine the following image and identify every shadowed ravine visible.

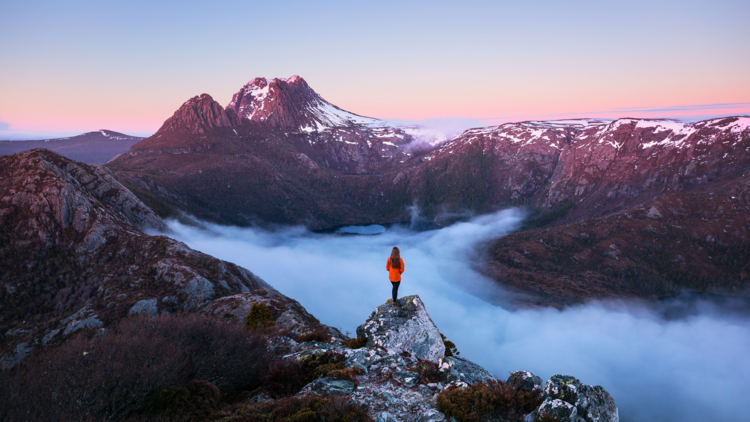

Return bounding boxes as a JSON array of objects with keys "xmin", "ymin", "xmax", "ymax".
[{"xmin": 163, "ymin": 209, "xmax": 750, "ymax": 422}]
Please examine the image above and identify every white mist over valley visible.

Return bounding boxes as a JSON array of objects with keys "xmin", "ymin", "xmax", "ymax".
[{"xmin": 165, "ymin": 210, "xmax": 750, "ymax": 422}]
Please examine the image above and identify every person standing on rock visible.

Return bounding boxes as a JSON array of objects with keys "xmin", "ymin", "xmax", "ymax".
[{"xmin": 387, "ymin": 247, "xmax": 405, "ymax": 306}]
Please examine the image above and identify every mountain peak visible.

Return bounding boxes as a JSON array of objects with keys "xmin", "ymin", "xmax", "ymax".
[
  {"xmin": 157, "ymin": 93, "xmax": 240, "ymax": 136},
  {"xmin": 227, "ymin": 75, "xmax": 380, "ymax": 131}
]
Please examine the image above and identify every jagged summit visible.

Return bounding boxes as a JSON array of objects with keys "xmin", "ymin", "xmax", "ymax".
[
  {"xmin": 147, "ymin": 94, "xmax": 241, "ymax": 140},
  {"xmin": 226, "ymin": 75, "xmax": 380, "ymax": 131}
]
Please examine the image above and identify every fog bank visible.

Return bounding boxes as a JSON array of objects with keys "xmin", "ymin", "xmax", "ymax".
[{"xmin": 166, "ymin": 210, "xmax": 750, "ymax": 422}]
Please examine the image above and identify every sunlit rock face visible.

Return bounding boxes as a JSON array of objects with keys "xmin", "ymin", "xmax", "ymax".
[
  {"xmin": 227, "ymin": 75, "xmax": 380, "ymax": 131},
  {"xmin": 356, "ymin": 295, "xmax": 446, "ymax": 363}
]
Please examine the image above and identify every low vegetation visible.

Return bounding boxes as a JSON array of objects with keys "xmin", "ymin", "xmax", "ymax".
[
  {"xmin": 295, "ymin": 328, "xmax": 330, "ymax": 343},
  {"xmin": 441, "ymin": 333, "xmax": 461, "ymax": 357},
  {"xmin": 233, "ymin": 394, "xmax": 372, "ymax": 422},
  {"xmin": 0, "ymin": 313, "xmax": 269, "ymax": 422},
  {"xmin": 347, "ymin": 336, "xmax": 368, "ymax": 349},
  {"xmin": 436, "ymin": 378, "xmax": 545, "ymax": 422},
  {"xmin": 262, "ymin": 351, "xmax": 355, "ymax": 398},
  {"xmin": 145, "ymin": 380, "xmax": 222, "ymax": 421},
  {"xmin": 243, "ymin": 302, "xmax": 275, "ymax": 333},
  {"xmin": 405, "ymin": 359, "xmax": 442, "ymax": 384}
]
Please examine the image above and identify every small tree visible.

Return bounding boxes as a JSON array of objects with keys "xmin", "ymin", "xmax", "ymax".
[
  {"xmin": 244, "ymin": 302, "xmax": 275, "ymax": 333},
  {"xmin": 441, "ymin": 333, "xmax": 460, "ymax": 357}
]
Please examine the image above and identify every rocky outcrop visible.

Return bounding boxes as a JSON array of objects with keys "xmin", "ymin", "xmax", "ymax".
[
  {"xmin": 268, "ymin": 296, "xmax": 618, "ymax": 422},
  {"xmin": 164, "ymin": 94, "xmax": 240, "ymax": 135},
  {"xmin": 438, "ymin": 356, "xmax": 494, "ymax": 386},
  {"xmin": 508, "ymin": 370, "xmax": 544, "ymax": 392},
  {"xmin": 356, "ymin": 295, "xmax": 445, "ymax": 362},
  {"xmin": 525, "ymin": 374, "xmax": 619, "ymax": 422},
  {"xmin": 201, "ymin": 288, "xmax": 343, "ymax": 338}
]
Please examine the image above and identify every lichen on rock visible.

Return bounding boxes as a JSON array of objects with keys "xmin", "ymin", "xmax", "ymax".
[
  {"xmin": 525, "ymin": 374, "xmax": 619, "ymax": 422},
  {"xmin": 356, "ymin": 295, "xmax": 446, "ymax": 362}
]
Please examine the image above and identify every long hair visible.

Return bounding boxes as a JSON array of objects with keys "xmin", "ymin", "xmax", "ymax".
[{"xmin": 390, "ymin": 247, "xmax": 401, "ymax": 269}]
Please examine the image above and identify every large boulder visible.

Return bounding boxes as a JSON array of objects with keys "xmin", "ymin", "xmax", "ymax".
[
  {"xmin": 356, "ymin": 295, "xmax": 445, "ymax": 362},
  {"xmin": 438, "ymin": 356, "xmax": 495, "ymax": 385},
  {"xmin": 525, "ymin": 374, "xmax": 619, "ymax": 422},
  {"xmin": 303, "ymin": 377, "xmax": 356, "ymax": 395},
  {"xmin": 508, "ymin": 370, "xmax": 544, "ymax": 392}
]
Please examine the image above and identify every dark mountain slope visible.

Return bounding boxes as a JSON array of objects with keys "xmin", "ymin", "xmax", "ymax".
[
  {"xmin": 109, "ymin": 93, "xmax": 417, "ymax": 228},
  {"xmin": 484, "ymin": 171, "xmax": 750, "ymax": 306},
  {"xmin": 0, "ymin": 130, "xmax": 143, "ymax": 165},
  {"xmin": 0, "ymin": 149, "xmax": 332, "ymax": 367}
]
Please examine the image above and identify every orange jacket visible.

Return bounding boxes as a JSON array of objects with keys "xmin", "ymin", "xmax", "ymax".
[{"xmin": 386, "ymin": 257, "xmax": 405, "ymax": 282}]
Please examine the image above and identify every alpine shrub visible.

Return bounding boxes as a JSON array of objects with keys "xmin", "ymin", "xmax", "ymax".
[
  {"xmin": 238, "ymin": 394, "xmax": 372, "ymax": 422},
  {"xmin": 244, "ymin": 302, "xmax": 275, "ymax": 333},
  {"xmin": 436, "ymin": 378, "xmax": 543, "ymax": 422},
  {"xmin": 262, "ymin": 351, "xmax": 349, "ymax": 398},
  {"xmin": 410, "ymin": 359, "xmax": 441, "ymax": 384},
  {"xmin": 145, "ymin": 380, "xmax": 221, "ymax": 421},
  {"xmin": 441, "ymin": 333, "xmax": 461, "ymax": 357},
  {"xmin": 348, "ymin": 336, "xmax": 368, "ymax": 349},
  {"xmin": 0, "ymin": 313, "xmax": 269, "ymax": 422},
  {"xmin": 296, "ymin": 328, "xmax": 330, "ymax": 343}
]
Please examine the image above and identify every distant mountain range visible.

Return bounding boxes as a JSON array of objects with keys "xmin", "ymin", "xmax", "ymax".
[
  {"xmin": 105, "ymin": 75, "xmax": 750, "ymax": 304},
  {"xmin": 1, "ymin": 75, "xmax": 747, "ymax": 306},
  {"xmin": 0, "ymin": 130, "xmax": 143, "ymax": 165},
  {"xmin": 6, "ymin": 75, "xmax": 742, "ymax": 421}
]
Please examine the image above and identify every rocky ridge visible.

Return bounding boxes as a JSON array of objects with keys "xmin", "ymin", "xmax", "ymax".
[
  {"xmin": 0, "ymin": 149, "xmax": 338, "ymax": 368},
  {"xmin": 270, "ymin": 295, "xmax": 618, "ymax": 422}
]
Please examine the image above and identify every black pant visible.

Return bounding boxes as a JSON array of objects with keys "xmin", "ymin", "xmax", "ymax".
[{"xmin": 391, "ymin": 281, "xmax": 400, "ymax": 302}]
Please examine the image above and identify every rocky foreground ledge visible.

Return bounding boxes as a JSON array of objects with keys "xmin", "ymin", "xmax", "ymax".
[{"xmin": 270, "ymin": 295, "xmax": 618, "ymax": 422}]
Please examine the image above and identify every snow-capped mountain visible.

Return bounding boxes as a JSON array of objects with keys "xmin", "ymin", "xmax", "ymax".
[{"xmin": 227, "ymin": 76, "xmax": 381, "ymax": 132}]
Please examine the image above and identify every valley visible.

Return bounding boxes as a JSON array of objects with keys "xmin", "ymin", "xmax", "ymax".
[{"xmin": 105, "ymin": 76, "xmax": 750, "ymax": 304}]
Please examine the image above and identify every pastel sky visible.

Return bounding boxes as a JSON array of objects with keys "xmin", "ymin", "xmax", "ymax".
[{"xmin": 1, "ymin": 0, "xmax": 749, "ymax": 138}]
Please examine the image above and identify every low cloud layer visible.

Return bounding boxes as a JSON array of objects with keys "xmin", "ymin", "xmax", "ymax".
[
  {"xmin": 385, "ymin": 117, "xmax": 488, "ymax": 149},
  {"xmin": 166, "ymin": 210, "xmax": 750, "ymax": 422}
]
